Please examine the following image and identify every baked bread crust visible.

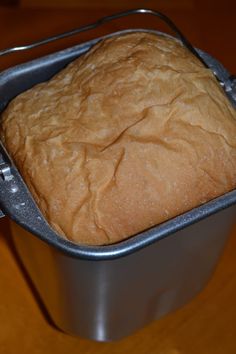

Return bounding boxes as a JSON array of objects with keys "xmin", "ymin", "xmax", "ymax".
[{"xmin": 1, "ymin": 32, "xmax": 236, "ymax": 245}]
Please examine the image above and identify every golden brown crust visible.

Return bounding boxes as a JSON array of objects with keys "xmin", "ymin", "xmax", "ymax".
[{"xmin": 1, "ymin": 32, "xmax": 236, "ymax": 245}]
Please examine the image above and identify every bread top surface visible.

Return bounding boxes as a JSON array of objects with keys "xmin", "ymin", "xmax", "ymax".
[{"xmin": 1, "ymin": 32, "xmax": 236, "ymax": 245}]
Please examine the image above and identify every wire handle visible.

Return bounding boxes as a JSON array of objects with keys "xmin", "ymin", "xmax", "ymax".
[{"xmin": 0, "ymin": 8, "xmax": 207, "ymax": 67}]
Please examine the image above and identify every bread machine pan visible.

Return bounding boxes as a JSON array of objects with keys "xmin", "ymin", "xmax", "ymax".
[{"xmin": 0, "ymin": 9, "xmax": 236, "ymax": 341}]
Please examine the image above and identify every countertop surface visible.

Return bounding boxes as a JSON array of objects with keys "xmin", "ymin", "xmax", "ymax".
[{"xmin": 0, "ymin": 4, "xmax": 236, "ymax": 353}]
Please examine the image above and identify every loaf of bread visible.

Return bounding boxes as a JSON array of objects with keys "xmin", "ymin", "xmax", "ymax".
[{"xmin": 1, "ymin": 32, "xmax": 236, "ymax": 245}]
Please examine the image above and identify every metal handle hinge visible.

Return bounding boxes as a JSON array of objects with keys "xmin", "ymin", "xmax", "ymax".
[
  {"xmin": 0, "ymin": 162, "xmax": 13, "ymax": 181},
  {"xmin": 0, "ymin": 162, "xmax": 12, "ymax": 218}
]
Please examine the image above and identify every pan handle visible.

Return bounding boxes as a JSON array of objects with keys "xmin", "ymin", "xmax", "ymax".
[
  {"xmin": 0, "ymin": 145, "xmax": 14, "ymax": 218},
  {"xmin": 0, "ymin": 8, "xmax": 207, "ymax": 67},
  {"xmin": 0, "ymin": 165, "xmax": 11, "ymax": 218}
]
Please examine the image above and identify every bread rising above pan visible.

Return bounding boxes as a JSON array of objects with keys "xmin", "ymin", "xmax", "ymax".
[{"xmin": 1, "ymin": 32, "xmax": 236, "ymax": 245}]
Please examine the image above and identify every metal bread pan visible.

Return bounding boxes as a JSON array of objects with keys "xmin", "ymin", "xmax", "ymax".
[{"xmin": 0, "ymin": 9, "xmax": 235, "ymax": 341}]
